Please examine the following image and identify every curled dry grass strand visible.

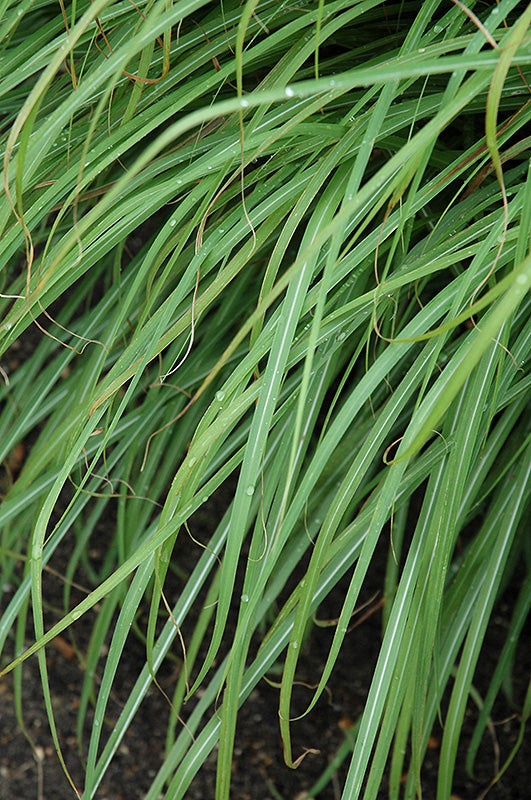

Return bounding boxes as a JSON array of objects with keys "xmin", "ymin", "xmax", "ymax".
[{"xmin": 1, "ymin": 2, "xmax": 530, "ymax": 799}]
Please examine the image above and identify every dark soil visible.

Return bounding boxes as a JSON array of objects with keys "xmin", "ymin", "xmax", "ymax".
[{"xmin": 1, "ymin": 515, "xmax": 530, "ymax": 800}]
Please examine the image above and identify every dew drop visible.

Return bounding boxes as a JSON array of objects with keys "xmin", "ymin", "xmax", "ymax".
[
  {"xmin": 240, "ymin": 98, "xmax": 249, "ymax": 107},
  {"xmin": 215, "ymin": 390, "xmax": 225, "ymax": 402},
  {"xmin": 291, "ymin": 641, "xmax": 299, "ymax": 650},
  {"xmin": 245, "ymin": 485, "xmax": 255, "ymax": 496},
  {"xmin": 433, "ymin": 24, "xmax": 442, "ymax": 33},
  {"xmin": 284, "ymin": 86, "xmax": 295, "ymax": 98},
  {"xmin": 188, "ymin": 456, "xmax": 197, "ymax": 467},
  {"xmin": 418, "ymin": 47, "xmax": 425, "ymax": 53},
  {"xmin": 170, "ymin": 219, "xmax": 176, "ymax": 226},
  {"xmin": 241, "ymin": 594, "xmax": 249, "ymax": 603}
]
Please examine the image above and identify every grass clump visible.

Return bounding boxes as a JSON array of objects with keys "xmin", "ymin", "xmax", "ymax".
[{"xmin": 1, "ymin": 1, "xmax": 530, "ymax": 798}]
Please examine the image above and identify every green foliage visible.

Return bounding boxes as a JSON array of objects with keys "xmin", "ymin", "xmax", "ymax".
[{"xmin": 1, "ymin": 1, "xmax": 530, "ymax": 798}]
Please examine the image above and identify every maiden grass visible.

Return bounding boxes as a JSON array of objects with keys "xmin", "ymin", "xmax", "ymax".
[{"xmin": 1, "ymin": 1, "xmax": 530, "ymax": 798}]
